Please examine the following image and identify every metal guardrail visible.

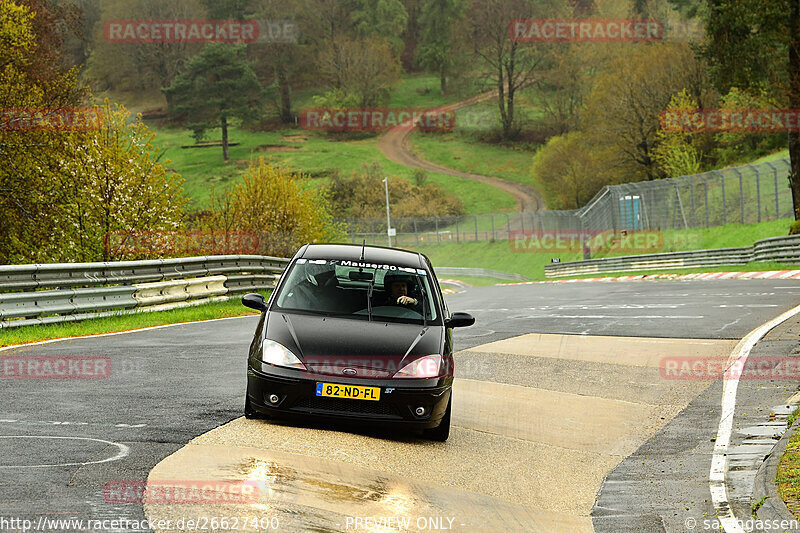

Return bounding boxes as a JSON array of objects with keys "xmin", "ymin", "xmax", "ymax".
[
  {"xmin": 544, "ymin": 234, "xmax": 800, "ymax": 278},
  {"xmin": 0, "ymin": 255, "xmax": 289, "ymax": 329},
  {"xmin": 436, "ymin": 267, "xmax": 530, "ymax": 281}
]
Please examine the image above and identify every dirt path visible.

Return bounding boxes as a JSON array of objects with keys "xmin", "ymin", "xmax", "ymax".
[{"xmin": 377, "ymin": 89, "xmax": 544, "ymax": 212}]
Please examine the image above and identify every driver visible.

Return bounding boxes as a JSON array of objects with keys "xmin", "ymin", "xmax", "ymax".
[{"xmin": 381, "ymin": 273, "xmax": 423, "ymax": 313}]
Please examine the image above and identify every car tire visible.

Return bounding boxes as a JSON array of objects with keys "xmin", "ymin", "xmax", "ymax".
[
  {"xmin": 244, "ymin": 394, "xmax": 264, "ymax": 420},
  {"xmin": 423, "ymin": 398, "xmax": 451, "ymax": 442}
]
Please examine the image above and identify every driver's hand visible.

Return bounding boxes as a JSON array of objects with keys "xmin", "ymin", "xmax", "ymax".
[{"xmin": 397, "ymin": 296, "xmax": 417, "ymax": 305}]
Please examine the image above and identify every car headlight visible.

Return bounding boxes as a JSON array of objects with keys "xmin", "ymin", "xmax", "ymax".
[
  {"xmin": 393, "ymin": 354, "xmax": 442, "ymax": 378},
  {"xmin": 261, "ymin": 340, "xmax": 306, "ymax": 370}
]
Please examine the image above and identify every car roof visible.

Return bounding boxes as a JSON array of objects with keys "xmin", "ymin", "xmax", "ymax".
[{"xmin": 298, "ymin": 243, "xmax": 429, "ymax": 270}]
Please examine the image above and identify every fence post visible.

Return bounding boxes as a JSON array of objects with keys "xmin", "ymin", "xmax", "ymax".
[
  {"xmin": 506, "ymin": 214, "xmax": 511, "ymax": 241},
  {"xmin": 414, "ymin": 219, "xmax": 419, "ymax": 245},
  {"xmin": 455, "ymin": 218, "xmax": 460, "ymax": 243},
  {"xmin": 685, "ymin": 177, "xmax": 695, "ymax": 228},
  {"xmin": 491, "ymin": 214, "xmax": 495, "ymax": 241},
  {"xmin": 749, "ymin": 164, "xmax": 761, "ymax": 223},
  {"xmin": 732, "ymin": 167, "xmax": 744, "ymax": 223},
  {"xmin": 703, "ymin": 176, "xmax": 709, "ymax": 228},
  {"xmin": 715, "ymin": 171, "xmax": 727, "ymax": 225},
  {"xmin": 766, "ymin": 161, "xmax": 779, "ymax": 219},
  {"xmin": 435, "ymin": 217, "xmax": 440, "ymax": 244},
  {"xmin": 474, "ymin": 215, "xmax": 478, "ymax": 241}
]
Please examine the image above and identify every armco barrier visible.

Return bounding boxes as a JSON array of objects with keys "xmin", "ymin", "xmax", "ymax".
[
  {"xmin": 435, "ymin": 267, "xmax": 530, "ymax": 281},
  {"xmin": 544, "ymin": 234, "xmax": 800, "ymax": 278},
  {"xmin": 0, "ymin": 255, "xmax": 289, "ymax": 329}
]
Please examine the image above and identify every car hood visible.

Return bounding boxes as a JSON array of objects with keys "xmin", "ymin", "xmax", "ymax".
[{"xmin": 265, "ymin": 313, "xmax": 443, "ymax": 378}]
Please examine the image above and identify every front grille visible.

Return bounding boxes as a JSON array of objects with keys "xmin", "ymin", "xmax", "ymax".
[{"xmin": 291, "ymin": 396, "xmax": 401, "ymax": 418}]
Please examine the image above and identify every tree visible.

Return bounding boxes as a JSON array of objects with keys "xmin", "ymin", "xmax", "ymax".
[
  {"xmin": 327, "ymin": 162, "xmax": 462, "ymax": 219},
  {"xmin": 416, "ymin": 0, "xmax": 467, "ymax": 93},
  {"xmin": 209, "ymin": 159, "xmax": 345, "ymax": 257},
  {"xmin": 701, "ymin": 0, "xmax": 800, "ymax": 220},
  {"xmin": 86, "ymin": 0, "xmax": 204, "ymax": 93},
  {"xmin": 317, "ymin": 37, "xmax": 402, "ymax": 107},
  {"xmin": 0, "ymin": 0, "xmax": 89, "ymax": 263},
  {"xmin": 530, "ymin": 132, "xmax": 608, "ymax": 209},
  {"xmin": 351, "ymin": 0, "xmax": 409, "ymax": 57},
  {"xmin": 469, "ymin": 0, "xmax": 566, "ymax": 140},
  {"xmin": 582, "ymin": 42, "xmax": 713, "ymax": 181},
  {"xmin": 56, "ymin": 102, "xmax": 187, "ymax": 262},
  {"xmin": 249, "ymin": 0, "xmax": 313, "ymax": 123},
  {"xmin": 535, "ymin": 44, "xmax": 590, "ymax": 135},
  {"xmin": 652, "ymin": 89, "xmax": 704, "ymax": 177},
  {"xmin": 164, "ymin": 44, "xmax": 263, "ymax": 161}
]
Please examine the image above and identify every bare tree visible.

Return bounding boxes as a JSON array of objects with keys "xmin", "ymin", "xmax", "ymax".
[{"xmin": 469, "ymin": 0, "xmax": 566, "ymax": 139}]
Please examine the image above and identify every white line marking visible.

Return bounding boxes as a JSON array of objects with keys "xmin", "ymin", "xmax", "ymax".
[
  {"xmin": 709, "ymin": 303, "xmax": 800, "ymax": 533},
  {"xmin": 0, "ymin": 315, "xmax": 252, "ymax": 352},
  {"xmin": 513, "ymin": 314, "xmax": 705, "ymax": 319},
  {"xmin": 0, "ymin": 435, "xmax": 130, "ymax": 468},
  {"xmin": 0, "ymin": 419, "xmax": 146, "ymax": 428}
]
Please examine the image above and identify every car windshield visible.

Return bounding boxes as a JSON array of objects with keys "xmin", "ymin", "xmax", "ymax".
[{"xmin": 274, "ymin": 258, "xmax": 438, "ymax": 324}]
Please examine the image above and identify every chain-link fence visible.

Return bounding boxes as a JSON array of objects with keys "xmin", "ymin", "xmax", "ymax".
[{"xmin": 340, "ymin": 158, "xmax": 793, "ymax": 246}]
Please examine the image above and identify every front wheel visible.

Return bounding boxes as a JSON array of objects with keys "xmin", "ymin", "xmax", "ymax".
[{"xmin": 423, "ymin": 398, "xmax": 451, "ymax": 441}]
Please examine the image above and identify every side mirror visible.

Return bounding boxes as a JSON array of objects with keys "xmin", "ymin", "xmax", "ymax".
[
  {"xmin": 242, "ymin": 293, "xmax": 267, "ymax": 312},
  {"xmin": 445, "ymin": 312, "xmax": 475, "ymax": 328}
]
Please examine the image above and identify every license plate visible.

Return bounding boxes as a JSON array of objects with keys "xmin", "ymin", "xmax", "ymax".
[{"xmin": 315, "ymin": 382, "xmax": 381, "ymax": 401}]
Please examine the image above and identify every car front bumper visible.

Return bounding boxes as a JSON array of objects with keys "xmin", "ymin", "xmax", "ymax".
[{"xmin": 246, "ymin": 364, "xmax": 452, "ymax": 430}]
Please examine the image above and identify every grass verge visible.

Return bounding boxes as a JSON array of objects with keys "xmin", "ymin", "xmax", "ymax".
[
  {"xmin": 411, "ymin": 219, "xmax": 796, "ymax": 281},
  {"xmin": 0, "ymin": 296, "xmax": 266, "ymax": 348},
  {"xmin": 777, "ymin": 416, "xmax": 800, "ymax": 520}
]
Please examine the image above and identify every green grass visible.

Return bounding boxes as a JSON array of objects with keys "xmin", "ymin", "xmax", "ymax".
[
  {"xmin": 750, "ymin": 149, "xmax": 789, "ymax": 165},
  {"xmin": 776, "ymin": 409, "xmax": 800, "ymax": 518},
  {"xmin": 151, "ymin": 122, "xmax": 516, "ymax": 214},
  {"xmin": 409, "ymin": 129, "xmax": 539, "ymax": 188},
  {"xmin": 0, "ymin": 297, "xmax": 264, "ymax": 348},
  {"xmin": 408, "ymin": 218, "xmax": 796, "ymax": 281},
  {"xmin": 387, "ymin": 74, "xmax": 462, "ymax": 109}
]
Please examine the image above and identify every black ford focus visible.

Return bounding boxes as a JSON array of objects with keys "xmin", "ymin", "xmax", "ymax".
[{"xmin": 241, "ymin": 243, "xmax": 475, "ymax": 441}]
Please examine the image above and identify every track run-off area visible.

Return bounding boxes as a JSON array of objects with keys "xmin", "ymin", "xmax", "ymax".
[{"xmin": 2, "ymin": 279, "xmax": 800, "ymax": 532}]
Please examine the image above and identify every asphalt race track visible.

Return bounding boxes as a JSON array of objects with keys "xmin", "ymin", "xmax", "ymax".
[{"xmin": 2, "ymin": 279, "xmax": 800, "ymax": 532}]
